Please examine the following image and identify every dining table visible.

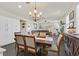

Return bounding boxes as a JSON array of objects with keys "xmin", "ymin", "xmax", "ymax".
[
  {"xmin": 16, "ymin": 34, "xmax": 54, "ymax": 55},
  {"xmin": 35, "ymin": 37, "xmax": 53, "ymax": 55},
  {"xmin": 35, "ymin": 37, "xmax": 52, "ymax": 46}
]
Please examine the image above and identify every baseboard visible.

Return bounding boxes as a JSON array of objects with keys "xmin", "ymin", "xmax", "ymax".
[{"xmin": 1, "ymin": 41, "xmax": 15, "ymax": 47}]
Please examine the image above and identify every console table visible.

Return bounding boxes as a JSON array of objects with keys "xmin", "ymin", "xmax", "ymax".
[{"xmin": 64, "ymin": 33, "xmax": 79, "ymax": 56}]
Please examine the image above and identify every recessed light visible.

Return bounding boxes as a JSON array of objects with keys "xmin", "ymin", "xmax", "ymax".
[{"xmin": 18, "ymin": 5, "xmax": 22, "ymax": 8}]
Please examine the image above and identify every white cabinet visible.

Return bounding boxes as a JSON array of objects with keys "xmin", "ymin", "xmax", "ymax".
[{"xmin": 0, "ymin": 16, "xmax": 20, "ymax": 46}]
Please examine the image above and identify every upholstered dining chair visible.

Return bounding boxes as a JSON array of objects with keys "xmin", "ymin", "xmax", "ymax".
[
  {"xmin": 39, "ymin": 32, "xmax": 47, "ymax": 38},
  {"xmin": 24, "ymin": 35, "xmax": 41, "ymax": 55},
  {"xmin": 14, "ymin": 32, "xmax": 23, "ymax": 54},
  {"xmin": 32, "ymin": 32, "xmax": 39, "ymax": 37},
  {"xmin": 14, "ymin": 32, "xmax": 21, "ymax": 35},
  {"xmin": 44, "ymin": 33, "xmax": 64, "ymax": 56},
  {"xmin": 15, "ymin": 34, "xmax": 25, "ymax": 56}
]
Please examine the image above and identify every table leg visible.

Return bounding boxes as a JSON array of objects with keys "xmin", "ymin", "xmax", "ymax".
[{"xmin": 40, "ymin": 45, "xmax": 48, "ymax": 56}]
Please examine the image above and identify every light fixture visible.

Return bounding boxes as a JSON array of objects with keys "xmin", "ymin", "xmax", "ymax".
[{"xmin": 29, "ymin": 2, "xmax": 42, "ymax": 22}]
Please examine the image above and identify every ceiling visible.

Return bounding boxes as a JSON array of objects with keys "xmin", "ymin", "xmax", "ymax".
[{"xmin": 0, "ymin": 2, "xmax": 78, "ymax": 21}]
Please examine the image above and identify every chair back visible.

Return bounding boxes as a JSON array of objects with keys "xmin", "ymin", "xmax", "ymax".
[
  {"xmin": 56, "ymin": 33, "xmax": 64, "ymax": 49},
  {"xmin": 24, "ymin": 35, "xmax": 36, "ymax": 48},
  {"xmin": 39, "ymin": 32, "xmax": 46, "ymax": 38},
  {"xmin": 32, "ymin": 32, "xmax": 39, "ymax": 37},
  {"xmin": 15, "ymin": 35, "xmax": 24, "ymax": 45},
  {"xmin": 14, "ymin": 32, "xmax": 21, "ymax": 35}
]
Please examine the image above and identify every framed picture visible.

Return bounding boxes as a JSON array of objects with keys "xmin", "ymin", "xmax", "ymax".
[{"xmin": 69, "ymin": 11, "xmax": 74, "ymax": 20}]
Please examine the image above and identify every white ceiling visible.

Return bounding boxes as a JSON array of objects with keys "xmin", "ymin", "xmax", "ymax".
[{"xmin": 0, "ymin": 2, "xmax": 78, "ymax": 21}]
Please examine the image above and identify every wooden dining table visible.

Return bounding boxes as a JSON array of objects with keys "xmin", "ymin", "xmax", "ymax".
[
  {"xmin": 20, "ymin": 34, "xmax": 53, "ymax": 46},
  {"xmin": 35, "ymin": 37, "xmax": 52, "ymax": 46},
  {"xmin": 35, "ymin": 37, "xmax": 53, "ymax": 55},
  {"xmin": 14, "ymin": 34, "xmax": 53, "ymax": 55}
]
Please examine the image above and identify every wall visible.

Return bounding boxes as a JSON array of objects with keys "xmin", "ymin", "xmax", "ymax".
[
  {"xmin": 0, "ymin": 10, "xmax": 20, "ymax": 46},
  {"xmin": 64, "ymin": 4, "xmax": 79, "ymax": 33},
  {"xmin": 20, "ymin": 18, "xmax": 60, "ymax": 35},
  {"xmin": 64, "ymin": 15, "xmax": 69, "ymax": 33},
  {"xmin": 76, "ymin": 4, "xmax": 79, "ymax": 33},
  {"xmin": 64, "ymin": 4, "xmax": 77, "ymax": 33},
  {"xmin": 37, "ymin": 19, "xmax": 60, "ymax": 34},
  {"xmin": 0, "ymin": 8, "xmax": 36, "ymax": 46},
  {"xmin": 20, "ymin": 18, "xmax": 37, "ymax": 35}
]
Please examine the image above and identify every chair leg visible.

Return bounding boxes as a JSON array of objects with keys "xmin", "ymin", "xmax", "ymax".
[
  {"xmin": 43, "ymin": 50, "xmax": 48, "ymax": 56},
  {"xmin": 24, "ymin": 48, "xmax": 29, "ymax": 56},
  {"xmin": 58, "ymin": 51, "xmax": 60, "ymax": 56},
  {"xmin": 15, "ymin": 44, "xmax": 19, "ymax": 56},
  {"xmin": 34, "ymin": 53, "xmax": 36, "ymax": 56},
  {"xmin": 16, "ymin": 47, "xmax": 19, "ymax": 56},
  {"xmin": 44, "ymin": 51, "xmax": 48, "ymax": 56},
  {"xmin": 24, "ymin": 50, "xmax": 26, "ymax": 56}
]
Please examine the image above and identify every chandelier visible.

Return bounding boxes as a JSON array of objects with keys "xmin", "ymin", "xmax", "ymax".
[{"xmin": 29, "ymin": 2, "xmax": 42, "ymax": 22}]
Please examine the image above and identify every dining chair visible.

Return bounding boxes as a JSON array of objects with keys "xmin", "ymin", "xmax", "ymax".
[
  {"xmin": 14, "ymin": 32, "xmax": 22, "ymax": 54},
  {"xmin": 14, "ymin": 32, "xmax": 21, "ymax": 35},
  {"xmin": 32, "ymin": 32, "xmax": 39, "ymax": 37},
  {"xmin": 15, "ymin": 34, "xmax": 25, "ymax": 56},
  {"xmin": 24, "ymin": 35, "xmax": 41, "ymax": 55},
  {"xmin": 44, "ymin": 33, "xmax": 64, "ymax": 56},
  {"xmin": 39, "ymin": 32, "xmax": 47, "ymax": 38},
  {"xmin": 14, "ymin": 32, "xmax": 21, "ymax": 46}
]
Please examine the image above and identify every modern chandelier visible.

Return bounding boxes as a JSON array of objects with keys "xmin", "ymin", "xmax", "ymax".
[{"xmin": 29, "ymin": 2, "xmax": 42, "ymax": 22}]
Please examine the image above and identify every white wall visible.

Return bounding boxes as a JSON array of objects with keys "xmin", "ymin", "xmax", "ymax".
[
  {"xmin": 0, "ymin": 8, "xmax": 37, "ymax": 46},
  {"xmin": 64, "ymin": 15, "xmax": 69, "ymax": 33},
  {"xmin": 76, "ymin": 4, "xmax": 79, "ymax": 33},
  {"xmin": 63, "ymin": 4, "xmax": 77, "ymax": 33},
  {"xmin": 20, "ymin": 18, "xmax": 37, "ymax": 35},
  {"xmin": 37, "ymin": 19, "xmax": 60, "ymax": 34},
  {"xmin": 0, "ymin": 15, "xmax": 20, "ymax": 46},
  {"xmin": 20, "ymin": 18, "xmax": 60, "ymax": 35},
  {"xmin": 0, "ymin": 11, "xmax": 20, "ymax": 46}
]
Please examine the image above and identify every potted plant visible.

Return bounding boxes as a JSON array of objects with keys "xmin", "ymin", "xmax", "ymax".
[{"xmin": 59, "ymin": 20, "xmax": 65, "ymax": 34}]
